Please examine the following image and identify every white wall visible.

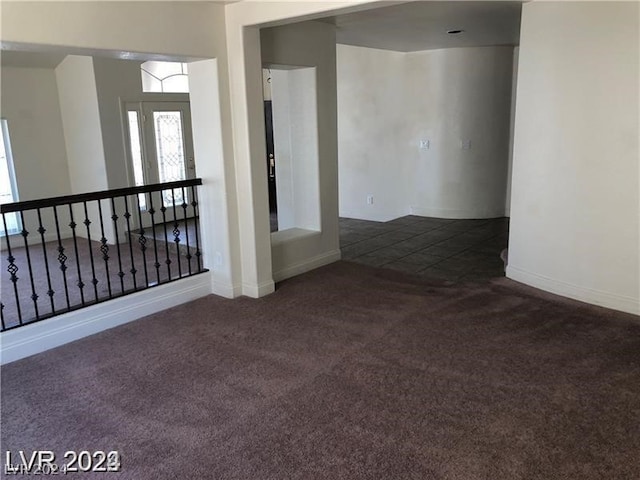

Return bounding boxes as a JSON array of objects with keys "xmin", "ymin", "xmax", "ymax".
[
  {"xmin": 407, "ymin": 47, "xmax": 513, "ymax": 219},
  {"xmin": 0, "ymin": 0, "xmax": 404, "ymax": 305},
  {"xmin": 92, "ymin": 57, "xmax": 192, "ymax": 189},
  {"xmin": 2, "ymin": 2, "xmax": 236, "ymax": 273},
  {"xmin": 505, "ymin": 47, "xmax": 519, "ymax": 217},
  {"xmin": 224, "ymin": 0, "xmax": 380, "ymax": 296},
  {"xmin": 189, "ymin": 59, "xmax": 242, "ymax": 298},
  {"xmin": 93, "ymin": 57, "xmax": 142, "ymax": 190},
  {"xmin": 184, "ymin": 16, "xmax": 244, "ymax": 300},
  {"xmin": 0, "ymin": 65, "xmax": 72, "ymax": 245},
  {"xmin": 55, "ymin": 55, "xmax": 111, "ymax": 241},
  {"xmin": 55, "ymin": 56, "xmax": 107, "ymax": 194},
  {"xmin": 508, "ymin": 2, "xmax": 639, "ymax": 315},
  {"xmin": 261, "ymin": 22, "xmax": 341, "ymax": 281},
  {"xmin": 0, "ymin": 1, "xmax": 226, "ymax": 59},
  {"xmin": 337, "ymin": 44, "xmax": 514, "ymax": 221},
  {"xmin": 0, "ymin": 66, "xmax": 70, "ymax": 201},
  {"xmin": 337, "ymin": 45, "xmax": 407, "ymax": 221},
  {"xmin": 0, "ymin": 0, "xmax": 244, "ymax": 360},
  {"xmin": 4, "ymin": 0, "xmax": 635, "ymax": 321}
]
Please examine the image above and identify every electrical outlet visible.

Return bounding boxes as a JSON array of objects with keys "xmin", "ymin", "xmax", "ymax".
[
  {"xmin": 367, "ymin": 195, "xmax": 374, "ymax": 205},
  {"xmin": 419, "ymin": 139, "xmax": 430, "ymax": 150},
  {"xmin": 461, "ymin": 140, "xmax": 471, "ymax": 150}
]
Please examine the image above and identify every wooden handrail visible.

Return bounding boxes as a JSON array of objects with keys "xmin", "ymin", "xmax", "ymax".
[{"xmin": 1, "ymin": 179, "xmax": 203, "ymax": 213}]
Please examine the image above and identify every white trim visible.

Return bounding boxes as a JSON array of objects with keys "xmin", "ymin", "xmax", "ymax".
[
  {"xmin": 0, "ymin": 272, "xmax": 212, "ymax": 365},
  {"xmin": 212, "ymin": 280, "xmax": 242, "ymax": 298},
  {"xmin": 338, "ymin": 209, "xmax": 407, "ymax": 223},
  {"xmin": 241, "ymin": 280, "xmax": 275, "ymax": 298},
  {"xmin": 506, "ymin": 265, "xmax": 640, "ymax": 316},
  {"xmin": 272, "ymin": 248, "xmax": 341, "ymax": 283},
  {"xmin": 1, "ymin": 231, "xmax": 67, "ymax": 250},
  {"xmin": 1, "ymin": 231, "xmax": 127, "ymax": 251},
  {"xmin": 410, "ymin": 205, "xmax": 506, "ymax": 220},
  {"xmin": 270, "ymin": 227, "xmax": 319, "ymax": 245}
]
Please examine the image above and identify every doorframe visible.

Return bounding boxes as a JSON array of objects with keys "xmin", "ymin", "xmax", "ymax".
[
  {"xmin": 137, "ymin": 100, "xmax": 195, "ymax": 186},
  {"xmin": 119, "ymin": 94, "xmax": 190, "ymax": 190},
  {"xmin": 119, "ymin": 95, "xmax": 194, "ymax": 230}
]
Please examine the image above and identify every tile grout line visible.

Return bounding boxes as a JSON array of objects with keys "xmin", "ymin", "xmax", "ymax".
[
  {"xmin": 340, "ymin": 217, "xmax": 507, "ymax": 281},
  {"xmin": 343, "ymin": 218, "xmax": 489, "ymax": 262}
]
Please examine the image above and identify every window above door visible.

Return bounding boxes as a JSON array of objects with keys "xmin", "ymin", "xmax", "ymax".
[{"xmin": 140, "ymin": 61, "xmax": 189, "ymax": 93}]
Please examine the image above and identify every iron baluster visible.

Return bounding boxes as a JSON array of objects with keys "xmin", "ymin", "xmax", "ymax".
[
  {"xmin": 110, "ymin": 197, "xmax": 125, "ymax": 295},
  {"xmin": 147, "ymin": 193, "xmax": 161, "ymax": 285},
  {"xmin": 19, "ymin": 211, "xmax": 40, "ymax": 321},
  {"xmin": 181, "ymin": 186, "xmax": 192, "ymax": 275},
  {"xmin": 69, "ymin": 204, "xmax": 86, "ymax": 306},
  {"xmin": 135, "ymin": 193, "xmax": 150, "ymax": 287},
  {"xmin": 52, "ymin": 205, "xmax": 71, "ymax": 310},
  {"xmin": 36, "ymin": 208, "xmax": 56, "ymax": 314},
  {"xmin": 82, "ymin": 201, "xmax": 99, "ymax": 302},
  {"xmin": 121, "ymin": 196, "xmax": 138, "ymax": 291},
  {"xmin": 0, "ymin": 179, "xmax": 205, "ymax": 329},
  {"xmin": 2, "ymin": 212, "xmax": 22, "ymax": 325},
  {"xmin": 191, "ymin": 185, "xmax": 202, "ymax": 272},
  {"xmin": 159, "ymin": 197, "xmax": 172, "ymax": 280},
  {"xmin": 97, "ymin": 200, "xmax": 112, "ymax": 299},
  {"xmin": 171, "ymin": 188, "xmax": 183, "ymax": 278}
]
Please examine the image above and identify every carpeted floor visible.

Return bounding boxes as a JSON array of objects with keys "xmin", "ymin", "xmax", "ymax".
[
  {"xmin": 1, "ymin": 230, "xmax": 205, "ymax": 329},
  {"xmin": 1, "ymin": 261, "xmax": 639, "ymax": 479}
]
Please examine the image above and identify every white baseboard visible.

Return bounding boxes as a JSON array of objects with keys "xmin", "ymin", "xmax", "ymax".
[
  {"xmin": 242, "ymin": 280, "xmax": 275, "ymax": 298},
  {"xmin": 272, "ymin": 249, "xmax": 341, "ymax": 283},
  {"xmin": 410, "ymin": 205, "xmax": 506, "ymax": 219},
  {"xmin": 1, "ymin": 231, "xmax": 72, "ymax": 250},
  {"xmin": 0, "ymin": 272, "xmax": 213, "ymax": 365},
  {"xmin": 1, "ymin": 231, "xmax": 130, "ymax": 251},
  {"xmin": 338, "ymin": 209, "xmax": 406, "ymax": 223},
  {"xmin": 212, "ymin": 279, "xmax": 242, "ymax": 298},
  {"xmin": 506, "ymin": 265, "xmax": 640, "ymax": 316}
]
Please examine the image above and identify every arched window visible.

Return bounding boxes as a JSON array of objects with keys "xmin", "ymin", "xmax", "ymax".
[{"xmin": 140, "ymin": 61, "xmax": 189, "ymax": 93}]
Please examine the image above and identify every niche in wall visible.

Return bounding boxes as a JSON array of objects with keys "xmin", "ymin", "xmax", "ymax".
[{"xmin": 263, "ymin": 65, "xmax": 321, "ymax": 234}]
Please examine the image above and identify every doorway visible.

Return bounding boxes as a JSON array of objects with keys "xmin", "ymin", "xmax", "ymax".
[
  {"xmin": 262, "ymin": 66, "xmax": 321, "ymax": 234},
  {"xmin": 123, "ymin": 101, "xmax": 195, "ymax": 227},
  {"xmin": 125, "ymin": 101, "xmax": 195, "ymax": 187},
  {"xmin": 263, "ymin": 99, "xmax": 278, "ymax": 231}
]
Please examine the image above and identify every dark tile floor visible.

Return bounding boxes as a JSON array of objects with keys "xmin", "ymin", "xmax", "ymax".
[{"xmin": 340, "ymin": 215, "xmax": 509, "ymax": 283}]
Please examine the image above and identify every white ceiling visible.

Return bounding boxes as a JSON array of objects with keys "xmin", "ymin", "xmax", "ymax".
[
  {"xmin": 0, "ymin": 1, "xmax": 522, "ymax": 68},
  {"xmin": 327, "ymin": 1, "xmax": 523, "ymax": 52}
]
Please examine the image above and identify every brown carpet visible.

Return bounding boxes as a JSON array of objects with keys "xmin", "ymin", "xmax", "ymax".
[
  {"xmin": 1, "ymin": 261, "xmax": 639, "ymax": 479},
  {"xmin": 1, "ymin": 232, "xmax": 204, "ymax": 329}
]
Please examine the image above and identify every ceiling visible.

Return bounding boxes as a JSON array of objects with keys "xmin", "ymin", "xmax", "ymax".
[
  {"xmin": 0, "ymin": 1, "xmax": 523, "ymax": 68},
  {"xmin": 325, "ymin": 1, "xmax": 523, "ymax": 52}
]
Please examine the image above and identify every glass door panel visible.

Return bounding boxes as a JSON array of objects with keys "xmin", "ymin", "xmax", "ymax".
[
  {"xmin": 153, "ymin": 111, "xmax": 187, "ymax": 207},
  {"xmin": 123, "ymin": 101, "xmax": 195, "ymax": 229},
  {"xmin": 126, "ymin": 110, "xmax": 147, "ymax": 210}
]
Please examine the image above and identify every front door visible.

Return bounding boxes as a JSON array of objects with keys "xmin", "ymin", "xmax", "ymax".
[{"xmin": 124, "ymin": 101, "xmax": 195, "ymax": 227}]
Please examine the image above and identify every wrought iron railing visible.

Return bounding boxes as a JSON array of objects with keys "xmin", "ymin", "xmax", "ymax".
[{"xmin": 0, "ymin": 179, "xmax": 207, "ymax": 331}]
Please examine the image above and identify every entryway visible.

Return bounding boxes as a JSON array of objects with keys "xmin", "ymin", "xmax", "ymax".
[
  {"xmin": 340, "ymin": 215, "xmax": 509, "ymax": 283},
  {"xmin": 123, "ymin": 101, "xmax": 196, "ymax": 228}
]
